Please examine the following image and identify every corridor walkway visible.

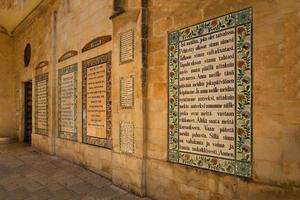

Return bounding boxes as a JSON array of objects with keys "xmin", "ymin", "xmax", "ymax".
[{"xmin": 0, "ymin": 143, "xmax": 148, "ymax": 200}]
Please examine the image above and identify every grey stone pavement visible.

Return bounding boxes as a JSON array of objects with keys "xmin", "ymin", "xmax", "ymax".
[{"xmin": 0, "ymin": 143, "xmax": 150, "ymax": 200}]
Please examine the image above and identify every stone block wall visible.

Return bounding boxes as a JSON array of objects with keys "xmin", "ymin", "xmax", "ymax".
[{"xmin": 0, "ymin": 34, "xmax": 16, "ymax": 138}]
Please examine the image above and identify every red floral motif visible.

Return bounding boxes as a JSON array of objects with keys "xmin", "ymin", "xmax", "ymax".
[
  {"xmin": 184, "ymin": 28, "xmax": 191, "ymax": 35},
  {"xmin": 238, "ymin": 94, "xmax": 246, "ymax": 102},
  {"xmin": 238, "ymin": 27, "xmax": 246, "ymax": 34},
  {"xmin": 237, "ymin": 60, "xmax": 245, "ymax": 68},
  {"xmin": 169, "ymin": 71, "xmax": 175, "ymax": 77},
  {"xmin": 237, "ymin": 128, "xmax": 245, "ymax": 136},
  {"xmin": 210, "ymin": 158, "xmax": 218, "ymax": 165},
  {"xmin": 169, "ymin": 98, "xmax": 175, "ymax": 103},
  {"xmin": 211, "ymin": 20, "xmax": 218, "ymax": 27},
  {"xmin": 169, "ymin": 124, "xmax": 175, "ymax": 130},
  {"xmin": 170, "ymin": 45, "xmax": 175, "ymax": 51},
  {"xmin": 184, "ymin": 154, "xmax": 191, "ymax": 160}
]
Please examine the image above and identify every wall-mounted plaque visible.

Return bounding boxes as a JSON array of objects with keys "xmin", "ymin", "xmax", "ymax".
[
  {"xmin": 82, "ymin": 35, "xmax": 112, "ymax": 53},
  {"xmin": 35, "ymin": 73, "xmax": 48, "ymax": 135},
  {"xmin": 58, "ymin": 50, "xmax": 78, "ymax": 63},
  {"xmin": 58, "ymin": 64, "xmax": 77, "ymax": 141},
  {"xmin": 82, "ymin": 52, "xmax": 112, "ymax": 148},
  {"xmin": 120, "ymin": 121, "xmax": 134, "ymax": 154},
  {"xmin": 36, "ymin": 61, "xmax": 48, "ymax": 69},
  {"xmin": 120, "ymin": 29, "xmax": 134, "ymax": 64},
  {"xmin": 120, "ymin": 75, "xmax": 134, "ymax": 109},
  {"xmin": 168, "ymin": 8, "xmax": 252, "ymax": 178}
]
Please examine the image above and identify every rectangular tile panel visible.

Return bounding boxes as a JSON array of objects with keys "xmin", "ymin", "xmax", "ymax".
[
  {"xmin": 168, "ymin": 8, "xmax": 252, "ymax": 178},
  {"xmin": 35, "ymin": 73, "xmax": 48, "ymax": 135},
  {"xmin": 58, "ymin": 64, "xmax": 77, "ymax": 141},
  {"xmin": 82, "ymin": 52, "xmax": 112, "ymax": 148}
]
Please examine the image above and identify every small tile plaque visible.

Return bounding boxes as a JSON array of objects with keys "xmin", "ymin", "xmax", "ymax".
[
  {"xmin": 58, "ymin": 64, "xmax": 77, "ymax": 141},
  {"xmin": 168, "ymin": 8, "xmax": 253, "ymax": 178},
  {"xmin": 120, "ymin": 121, "xmax": 134, "ymax": 154},
  {"xmin": 120, "ymin": 29, "xmax": 134, "ymax": 64},
  {"xmin": 58, "ymin": 50, "xmax": 78, "ymax": 63},
  {"xmin": 82, "ymin": 35, "xmax": 112, "ymax": 53},
  {"xmin": 35, "ymin": 73, "xmax": 48, "ymax": 135},
  {"xmin": 120, "ymin": 75, "xmax": 134, "ymax": 109}
]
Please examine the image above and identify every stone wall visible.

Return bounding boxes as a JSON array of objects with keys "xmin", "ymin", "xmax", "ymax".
[
  {"xmin": 0, "ymin": 33, "xmax": 16, "ymax": 138},
  {"xmin": 146, "ymin": 0, "xmax": 300, "ymax": 200}
]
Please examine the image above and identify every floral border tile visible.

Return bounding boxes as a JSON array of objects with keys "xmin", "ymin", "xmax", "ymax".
[
  {"xmin": 82, "ymin": 52, "xmax": 112, "ymax": 149},
  {"xmin": 35, "ymin": 73, "xmax": 48, "ymax": 136},
  {"xmin": 58, "ymin": 64, "xmax": 78, "ymax": 141},
  {"xmin": 168, "ymin": 8, "xmax": 252, "ymax": 178}
]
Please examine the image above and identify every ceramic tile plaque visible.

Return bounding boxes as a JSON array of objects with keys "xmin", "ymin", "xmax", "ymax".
[
  {"xmin": 58, "ymin": 50, "xmax": 78, "ymax": 63},
  {"xmin": 120, "ymin": 121, "xmax": 134, "ymax": 154},
  {"xmin": 120, "ymin": 29, "xmax": 134, "ymax": 63},
  {"xmin": 168, "ymin": 8, "xmax": 252, "ymax": 177},
  {"xmin": 35, "ymin": 73, "xmax": 48, "ymax": 135},
  {"xmin": 120, "ymin": 75, "xmax": 134, "ymax": 109},
  {"xmin": 58, "ymin": 64, "xmax": 77, "ymax": 141},
  {"xmin": 82, "ymin": 52, "xmax": 112, "ymax": 148}
]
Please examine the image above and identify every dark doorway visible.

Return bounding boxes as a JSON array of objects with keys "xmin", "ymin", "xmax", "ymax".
[{"xmin": 24, "ymin": 81, "xmax": 32, "ymax": 144}]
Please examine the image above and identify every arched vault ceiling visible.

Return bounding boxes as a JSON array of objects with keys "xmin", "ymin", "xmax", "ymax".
[{"xmin": 0, "ymin": 0, "xmax": 42, "ymax": 34}]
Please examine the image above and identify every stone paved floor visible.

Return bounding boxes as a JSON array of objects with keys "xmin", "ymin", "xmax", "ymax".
[{"xmin": 0, "ymin": 143, "xmax": 149, "ymax": 200}]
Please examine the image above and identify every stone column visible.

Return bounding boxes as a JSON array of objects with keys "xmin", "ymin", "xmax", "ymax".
[{"xmin": 110, "ymin": 0, "xmax": 147, "ymax": 196}]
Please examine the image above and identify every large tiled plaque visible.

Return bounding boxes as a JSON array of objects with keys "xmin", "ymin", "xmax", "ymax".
[
  {"xmin": 58, "ymin": 64, "xmax": 77, "ymax": 140},
  {"xmin": 168, "ymin": 8, "xmax": 252, "ymax": 177},
  {"xmin": 120, "ymin": 122, "xmax": 134, "ymax": 154},
  {"xmin": 35, "ymin": 73, "xmax": 48, "ymax": 135},
  {"xmin": 82, "ymin": 52, "xmax": 112, "ymax": 148},
  {"xmin": 120, "ymin": 75, "xmax": 134, "ymax": 109},
  {"xmin": 120, "ymin": 29, "xmax": 134, "ymax": 63}
]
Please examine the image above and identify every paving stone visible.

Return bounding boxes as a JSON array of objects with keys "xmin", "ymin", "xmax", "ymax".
[
  {"xmin": 56, "ymin": 175, "xmax": 83, "ymax": 187},
  {"xmin": 113, "ymin": 193, "xmax": 143, "ymax": 200},
  {"xmin": 50, "ymin": 188, "xmax": 78, "ymax": 200},
  {"xmin": 77, "ymin": 170, "xmax": 98, "ymax": 180},
  {"xmin": 0, "ymin": 186, "xmax": 8, "ymax": 199},
  {"xmin": 84, "ymin": 175, "xmax": 112, "ymax": 189},
  {"xmin": 45, "ymin": 182, "xmax": 65, "ymax": 192},
  {"xmin": 0, "ymin": 174, "xmax": 27, "ymax": 191},
  {"xmin": 14, "ymin": 165, "xmax": 41, "ymax": 177},
  {"xmin": 0, "ymin": 164, "xmax": 13, "ymax": 179},
  {"xmin": 68, "ymin": 182, "xmax": 99, "ymax": 195},
  {"xmin": 23, "ymin": 179, "xmax": 44, "ymax": 192},
  {"xmin": 32, "ymin": 163, "xmax": 59, "ymax": 176},
  {"xmin": 6, "ymin": 188, "xmax": 31, "ymax": 200},
  {"xmin": 1, "ymin": 157, "xmax": 24, "ymax": 169},
  {"xmin": 87, "ymin": 185, "xmax": 128, "ymax": 200},
  {"xmin": 30, "ymin": 188, "xmax": 54, "ymax": 199}
]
